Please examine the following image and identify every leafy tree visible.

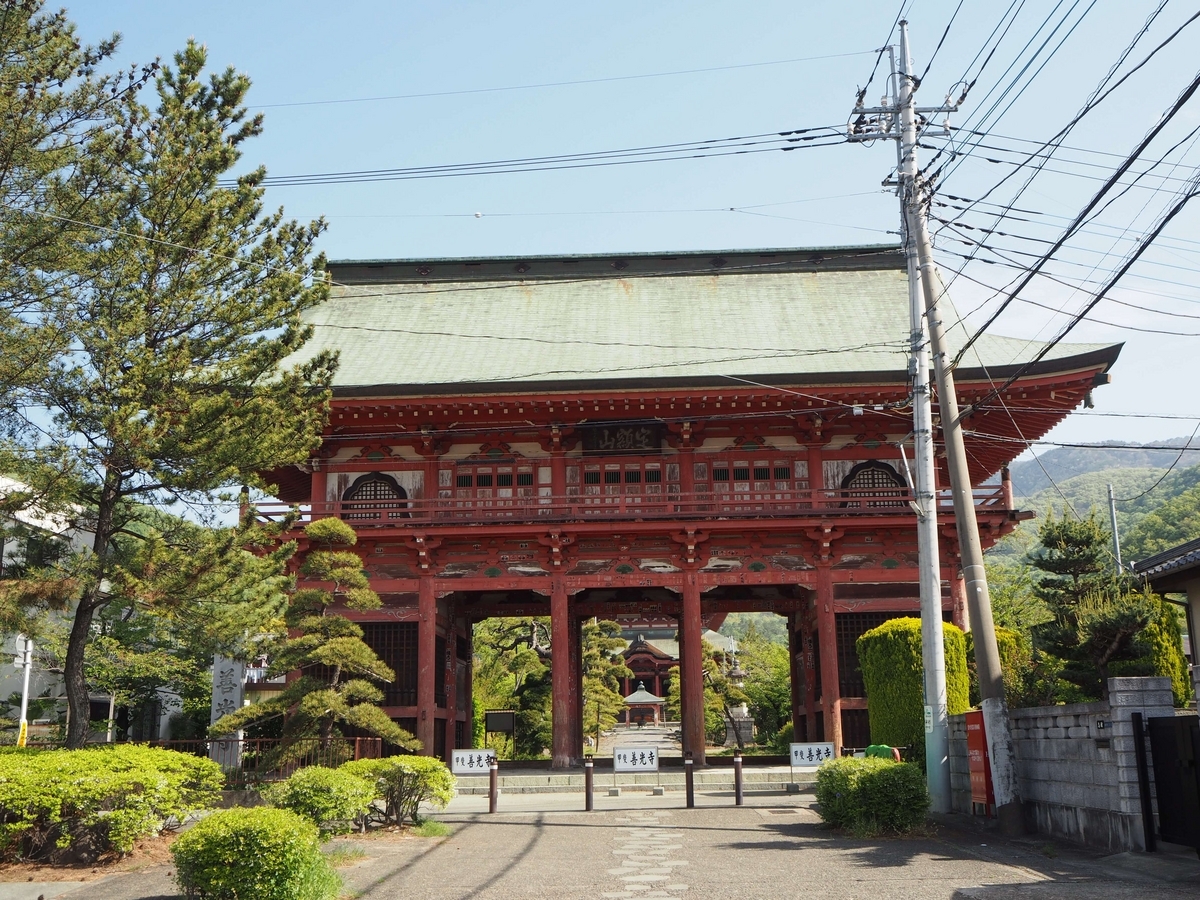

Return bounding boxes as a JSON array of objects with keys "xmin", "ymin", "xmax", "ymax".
[
  {"xmin": 471, "ymin": 615, "xmax": 628, "ymax": 758},
  {"xmin": 719, "ymin": 612, "xmax": 787, "ymax": 645},
  {"xmin": 4, "ymin": 40, "xmax": 336, "ymax": 747},
  {"xmin": 471, "ymin": 617, "xmax": 552, "ymax": 758},
  {"xmin": 0, "ymin": 2, "xmax": 155, "ymax": 412},
  {"xmin": 1029, "ymin": 511, "xmax": 1173, "ymax": 701},
  {"xmin": 737, "ymin": 627, "xmax": 792, "ymax": 744},
  {"xmin": 664, "ymin": 641, "xmax": 750, "ymax": 748},
  {"xmin": 580, "ymin": 618, "xmax": 630, "ymax": 750},
  {"xmin": 210, "ymin": 518, "xmax": 418, "ymax": 752},
  {"xmin": 985, "ymin": 560, "xmax": 1052, "ymax": 634}
]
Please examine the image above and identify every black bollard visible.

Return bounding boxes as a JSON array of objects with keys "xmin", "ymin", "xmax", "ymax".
[
  {"xmin": 584, "ymin": 758, "xmax": 594, "ymax": 811},
  {"xmin": 733, "ymin": 749, "xmax": 744, "ymax": 806},
  {"xmin": 489, "ymin": 759, "xmax": 499, "ymax": 814},
  {"xmin": 684, "ymin": 752, "xmax": 695, "ymax": 809}
]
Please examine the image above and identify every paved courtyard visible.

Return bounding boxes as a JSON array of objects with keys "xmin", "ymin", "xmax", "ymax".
[{"xmin": 4, "ymin": 791, "xmax": 1197, "ymax": 900}]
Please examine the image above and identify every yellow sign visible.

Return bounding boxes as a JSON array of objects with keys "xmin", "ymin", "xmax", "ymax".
[{"xmin": 16, "ymin": 721, "xmax": 27, "ymax": 748}]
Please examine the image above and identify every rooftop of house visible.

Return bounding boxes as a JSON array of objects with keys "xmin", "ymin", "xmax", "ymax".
[
  {"xmin": 1133, "ymin": 536, "xmax": 1200, "ymax": 590},
  {"xmin": 288, "ymin": 246, "xmax": 1121, "ymax": 397}
]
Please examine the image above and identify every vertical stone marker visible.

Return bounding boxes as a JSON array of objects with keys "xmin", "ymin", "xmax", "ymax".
[{"xmin": 209, "ymin": 656, "xmax": 246, "ymax": 768}]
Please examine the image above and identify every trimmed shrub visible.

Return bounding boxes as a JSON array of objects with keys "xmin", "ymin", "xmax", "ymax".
[
  {"xmin": 857, "ymin": 617, "xmax": 968, "ymax": 761},
  {"xmin": 0, "ymin": 745, "xmax": 223, "ymax": 862},
  {"xmin": 814, "ymin": 756, "xmax": 929, "ymax": 835},
  {"xmin": 172, "ymin": 807, "xmax": 339, "ymax": 900},
  {"xmin": 340, "ymin": 755, "xmax": 455, "ymax": 825},
  {"xmin": 967, "ymin": 626, "xmax": 1035, "ymax": 708},
  {"xmin": 262, "ymin": 766, "xmax": 375, "ymax": 835}
]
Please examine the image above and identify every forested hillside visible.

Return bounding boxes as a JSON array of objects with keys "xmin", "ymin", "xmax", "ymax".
[{"xmin": 992, "ymin": 438, "xmax": 1200, "ymax": 563}]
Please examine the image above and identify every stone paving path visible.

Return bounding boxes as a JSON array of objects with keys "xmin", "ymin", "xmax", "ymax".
[{"xmin": 604, "ymin": 811, "xmax": 689, "ymax": 898}]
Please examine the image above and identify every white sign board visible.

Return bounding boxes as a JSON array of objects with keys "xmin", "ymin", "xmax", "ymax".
[
  {"xmin": 451, "ymin": 749, "xmax": 496, "ymax": 774},
  {"xmin": 613, "ymin": 746, "xmax": 660, "ymax": 772},
  {"xmin": 790, "ymin": 742, "xmax": 835, "ymax": 766}
]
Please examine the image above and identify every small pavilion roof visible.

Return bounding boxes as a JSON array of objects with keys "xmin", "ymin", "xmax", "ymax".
[
  {"xmin": 624, "ymin": 683, "xmax": 666, "ymax": 705},
  {"xmin": 295, "ymin": 246, "xmax": 1120, "ymax": 397}
]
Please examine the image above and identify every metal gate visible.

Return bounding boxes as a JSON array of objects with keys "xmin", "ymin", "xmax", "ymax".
[{"xmin": 1144, "ymin": 713, "xmax": 1200, "ymax": 851}]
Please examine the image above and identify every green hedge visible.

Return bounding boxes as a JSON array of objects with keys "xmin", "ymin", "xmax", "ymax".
[
  {"xmin": 341, "ymin": 755, "xmax": 455, "ymax": 826},
  {"xmin": 857, "ymin": 617, "xmax": 968, "ymax": 760},
  {"xmin": 814, "ymin": 756, "xmax": 929, "ymax": 835},
  {"xmin": 0, "ymin": 745, "xmax": 223, "ymax": 862},
  {"xmin": 262, "ymin": 766, "xmax": 376, "ymax": 836},
  {"xmin": 172, "ymin": 807, "xmax": 339, "ymax": 900}
]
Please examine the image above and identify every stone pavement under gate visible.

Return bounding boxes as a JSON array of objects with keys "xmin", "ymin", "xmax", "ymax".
[{"xmin": 4, "ymin": 792, "xmax": 1199, "ymax": 900}]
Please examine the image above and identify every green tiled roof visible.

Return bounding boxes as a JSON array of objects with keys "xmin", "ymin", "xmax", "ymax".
[{"xmin": 293, "ymin": 248, "xmax": 1119, "ymax": 395}]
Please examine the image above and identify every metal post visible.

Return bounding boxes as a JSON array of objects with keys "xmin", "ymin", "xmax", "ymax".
[
  {"xmin": 585, "ymin": 758, "xmax": 594, "ymax": 812},
  {"xmin": 488, "ymin": 759, "xmax": 499, "ymax": 814},
  {"xmin": 1108, "ymin": 484, "xmax": 1123, "ymax": 573},
  {"xmin": 1131, "ymin": 712, "xmax": 1157, "ymax": 852},
  {"xmin": 16, "ymin": 635, "xmax": 31, "ymax": 749},
  {"xmin": 733, "ymin": 750, "xmax": 744, "ymax": 806},
  {"xmin": 684, "ymin": 753, "xmax": 695, "ymax": 809}
]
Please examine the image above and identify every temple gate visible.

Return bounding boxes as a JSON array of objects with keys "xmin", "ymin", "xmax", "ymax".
[{"xmin": 258, "ymin": 246, "xmax": 1120, "ymax": 766}]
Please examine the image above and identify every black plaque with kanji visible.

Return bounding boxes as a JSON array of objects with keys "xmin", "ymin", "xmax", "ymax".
[{"xmin": 581, "ymin": 422, "xmax": 664, "ymax": 455}]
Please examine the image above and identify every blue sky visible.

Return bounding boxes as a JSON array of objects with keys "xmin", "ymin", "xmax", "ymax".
[{"xmin": 69, "ymin": 1, "xmax": 1200, "ymax": 453}]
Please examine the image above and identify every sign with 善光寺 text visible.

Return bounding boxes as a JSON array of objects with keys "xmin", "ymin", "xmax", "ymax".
[
  {"xmin": 790, "ymin": 742, "xmax": 835, "ymax": 766},
  {"xmin": 451, "ymin": 749, "xmax": 496, "ymax": 774},
  {"xmin": 613, "ymin": 746, "xmax": 659, "ymax": 772}
]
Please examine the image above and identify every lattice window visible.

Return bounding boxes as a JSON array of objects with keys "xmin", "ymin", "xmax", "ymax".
[
  {"xmin": 359, "ymin": 622, "xmax": 418, "ymax": 706},
  {"xmin": 835, "ymin": 612, "xmax": 907, "ymax": 698},
  {"xmin": 839, "ymin": 461, "xmax": 905, "ymax": 508},
  {"xmin": 342, "ymin": 473, "xmax": 408, "ymax": 520}
]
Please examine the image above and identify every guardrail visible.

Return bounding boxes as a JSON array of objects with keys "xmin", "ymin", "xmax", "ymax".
[{"xmin": 255, "ymin": 486, "xmax": 1012, "ymax": 527}]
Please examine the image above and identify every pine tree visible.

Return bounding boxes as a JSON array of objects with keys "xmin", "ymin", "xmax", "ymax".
[
  {"xmin": 210, "ymin": 518, "xmax": 419, "ymax": 751},
  {"xmin": 5, "ymin": 40, "xmax": 336, "ymax": 747},
  {"xmin": 1030, "ymin": 511, "xmax": 1154, "ymax": 700}
]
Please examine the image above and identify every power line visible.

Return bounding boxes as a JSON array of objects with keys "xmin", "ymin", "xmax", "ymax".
[
  {"xmin": 927, "ymin": 2, "xmax": 1191, "ymax": 298},
  {"xmin": 949, "ymin": 66, "xmax": 1200, "ymax": 366},
  {"xmin": 231, "ymin": 127, "xmax": 846, "ymax": 188},
  {"xmin": 1114, "ymin": 417, "xmax": 1200, "ymax": 502},
  {"xmin": 252, "ymin": 50, "xmax": 876, "ymax": 110},
  {"xmin": 967, "ymin": 168, "xmax": 1200, "ymax": 415}
]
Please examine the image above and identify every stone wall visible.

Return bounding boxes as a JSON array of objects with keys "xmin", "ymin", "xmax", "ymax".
[{"xmin": 948, "ymin": 676, "xmax": 1173, "ymax": 852}]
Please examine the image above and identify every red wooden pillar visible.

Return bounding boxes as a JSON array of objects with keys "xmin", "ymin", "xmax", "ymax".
[
  {"xmin": 807, "ymin": 444, "xmax": 825, "ymax": 507},
  {"xmin": 444, "ymin": 623, "xmax": 457, "ymax": 755},
  {"xmin": 417, "ymin": 576, "xmax": 437, "ymax": 754},
  {"xmin": 464, "ymin": 622, "xmax": 475, "ymax": 748},
  {"xmin": 803, "ymin": 619, "xmax": 818, "ymax": 740},
  {"xmin": 680, "ymin": 570, "xmax": 706, "ymax": 765},
  {"xmin": 311, "ymin": 470, "xmax": 327, "ymax": 514},
  {"xmin": 550, "ymin": 577, "xmax": 574, "ymax": 768},
  {"xmin": 815, "ymin": 566, "xmax": 841, "ymax": 751}
]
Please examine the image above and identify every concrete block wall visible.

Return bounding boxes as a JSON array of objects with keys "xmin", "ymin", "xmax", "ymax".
[{"xmin": 947, "ymin": 676, "xmax": 1173, "ymax": 853}]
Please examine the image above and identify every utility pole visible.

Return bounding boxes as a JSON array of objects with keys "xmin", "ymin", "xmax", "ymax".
[
  {"xmin": 849, "ymin": 20, "xmax": 1022, "ymax": 832},
  {"xmin": 1107, "ymin": 484, "xmax": 1123, "ymax": 573}
]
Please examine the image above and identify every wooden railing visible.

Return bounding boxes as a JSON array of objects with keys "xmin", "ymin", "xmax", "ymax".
[{"xmin": 256, "ymin": 486, "xmax": 1012, "ymax": 527}]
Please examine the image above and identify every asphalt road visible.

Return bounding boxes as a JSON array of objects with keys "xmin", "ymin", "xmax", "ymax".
[
  {"xmin": 332, "ymin": 793, "xmax": 1200, "ymax": 900},
  {"xmin": 4, "ymin": 793, "xmax": 1198, "ymax": 900}
]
